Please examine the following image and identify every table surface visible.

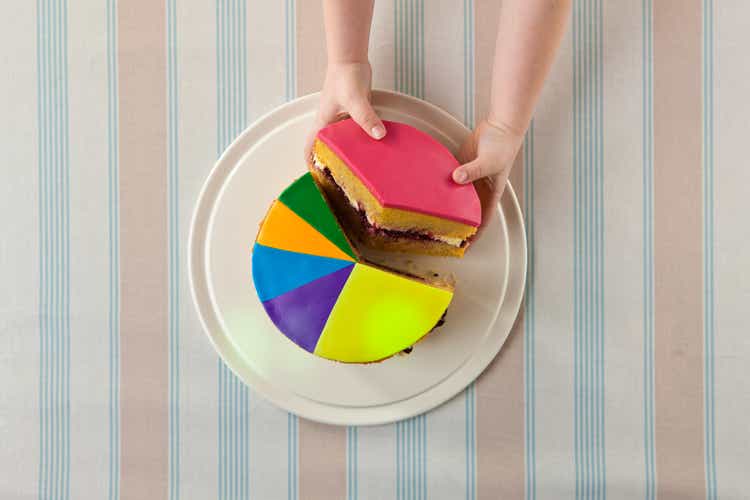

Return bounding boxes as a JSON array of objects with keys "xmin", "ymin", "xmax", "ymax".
[{"xmin": 2, "ymin": 1, "xmax": 748, "ymax": 499}]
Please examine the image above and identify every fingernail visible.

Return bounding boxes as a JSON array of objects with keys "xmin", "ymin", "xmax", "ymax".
[
  {"xmin": 371, "ymin": 125, "xmax": 386, "ymax": 139},
  {"xmin": 453, "ymin": 170, "xmax": 468, "ymax": 183}
]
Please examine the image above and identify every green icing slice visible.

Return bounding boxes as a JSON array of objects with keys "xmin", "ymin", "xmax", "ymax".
[{"xmin": 278, "ymin": 173, "xmax": 357, "ymax": 259}]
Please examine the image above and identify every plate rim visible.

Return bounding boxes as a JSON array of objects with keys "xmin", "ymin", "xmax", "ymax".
[{"xmin": 188, "ymin": 89, "xmax": 527, "ymax": 425}]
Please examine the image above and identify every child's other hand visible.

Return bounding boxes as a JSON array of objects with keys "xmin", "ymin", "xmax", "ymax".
[
  {"xmin": 304, "ymin": 62, "xmax": 386, "ymax": 160},
  {"xmin": 453, "ymin": 119, "xmax": 523, "ymax": 230}
]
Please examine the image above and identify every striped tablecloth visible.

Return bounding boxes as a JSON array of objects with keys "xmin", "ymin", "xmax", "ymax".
[{"xmin": 2, "ymin": 1, "xmax": 748, "ymax": 499}]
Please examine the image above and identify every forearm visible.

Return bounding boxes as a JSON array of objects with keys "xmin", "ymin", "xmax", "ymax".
[
  {"xmin": 323, "ymin": 0, "xmax": 375, "ymax": 64},
  {"xmin": 489, "ymin": 0, "xmax": 572, "ymax": 134}
]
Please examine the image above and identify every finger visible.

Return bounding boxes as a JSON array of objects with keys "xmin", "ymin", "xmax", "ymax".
[
  {"xmin": 474, "ymin": 177, "xmax": 504, "ymax": 238},
  {"xmin": 347, "ymin": 98, "xmax": 386, "ymax": 139},
  {"xmin": 481, "ymin": 183, "xmax": 504, "ymax": 221},
  {"xmin": 303, "ymin": 127, "xmax": 319, "ymax": 163},
  {"xmin": 304, "ymin": 105, "xmax": 338, "ymax": 161},
  {"xmin": 452, "ymin": 158, "xmax": 487, "ymax": 184},
  {"xmin": 456, "ymin": 131, "xmax": 476, "ymax": 164}
]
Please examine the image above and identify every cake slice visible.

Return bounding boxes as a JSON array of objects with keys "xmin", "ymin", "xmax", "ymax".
[{"xmin": 310, "ymin": 119, "xmax": 482, "ymax": 257}]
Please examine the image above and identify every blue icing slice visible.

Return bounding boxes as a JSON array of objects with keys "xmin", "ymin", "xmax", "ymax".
[{"xmin": 251, "ymin": 243, "xmax": 354, "ymax": 301}]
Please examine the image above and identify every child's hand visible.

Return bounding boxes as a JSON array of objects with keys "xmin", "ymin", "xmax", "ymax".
[
  {"xmin": 304, "ymin": 62, "xmax": 386, "ymax": 160},
  {"xmin": 453, "ymin": 119, "xmax": 523, "ymax": 229}
]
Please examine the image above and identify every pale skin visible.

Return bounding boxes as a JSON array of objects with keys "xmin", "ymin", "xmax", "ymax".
[{"xmin": 307, "ymin": 0, "xmax": 572, "ymax": 230}]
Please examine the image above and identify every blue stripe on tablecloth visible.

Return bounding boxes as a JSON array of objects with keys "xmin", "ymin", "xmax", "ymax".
[
  {"xmin": 425, "ymin": 414, "xmax": 428, "ymax": 500},
  {"xmin": 524, "ymin": 122, "xmax": 537, "ymax": 500},
  {"xmin": 599, "ymin": 0, "xmax": 606, "ymax": 491},
  {"xmin": 393, "ymin": 4, "xmax": 427, "ymax": 498},
  {"xmin": 395, "ymin": 0, "xmax": 425, "ymax": 100},
  {"xmin": 356, "ymin": 426, "xmax": 359, "ymax": 499},
  {"xmin": 37, "ymin": 0, "xmax": 71, "ymax": 498},
  {"xmin": 241, "ymin": 6, "xmax": 248, "ymax": 497},
  {"xmin": 67, "ymin": 0, "xmax": 72, "ymax": 494},
  {"xmin": 285, "ymin": 0, "xmax": 296, "ymax": 101},
  {"xmin": 58, "ymin": 0, "xmax": 64, "ymax": 495},
  {"xmin": 217, "ymin": 1, "xmax": 250, "ymax": 498},
  {"xmin": 702, "ymin": 1, "xmax": 717, "ymax": 498},
  {"xmin": 419, "ymin": 0, "xmax": 425, "ymax": 99},
  {"xmin": 408, "ymin": 1, "xmax": 419, "ymax": 95},
  {"xmin": 464, "ymin": 383, "xmax": 475, "ymax": 500},
  {"xmin": 395, "ymin": 415, "xmax": 427, "ymax": 500},
  {"xmin": 462, "ymin": 3, "xmax": 477, "ymax": 499},
  {"xmin": 216, "ymin": 0, "xmax": 222, "ymax": 495},
  {"xmin": 641, "ymin": 1, "xmax": 656, "ymax": 499},
  {"xmin": 573, "ymin": 1, "xmax": 606, "ymax": 498},
  {"xmin": 572, "ymin": 1, "xmax": 579, "ymax": 495},
  {"xmin": 410, "ymin": 0, "xmax": 415, "ymax": 96},
  {"xmin": 284, "ymin": 1, "xmax": 298, "ymax": 498},
  {"xmin": 347, "ymin": 426, "xmax": 358, "ymax": 500},
  {"xmin": 397, "ymin": 0, "xmax": 401, "ymax": 93},
  {"xmin": 106, "ymin": 0, "xmax": 121, "ymax": 497},
  {"xmin": 396, "ymin": 421, "xmax": 399, "ymax": 498},
  {"xmin": 463, "ymin": 0, "xmax": 474, "ymax": 128},
  {"xmin": 64, "ymin": 0, "xmax": 71, "ymax": 494},
  {"xmin": 167, "ymin": 0, "xmax": 180, "ymax": 498}
]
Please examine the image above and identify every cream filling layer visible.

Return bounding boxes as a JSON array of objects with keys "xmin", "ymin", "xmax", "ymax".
[
  {"xmin": 313, "ymin": 155, "xmax": 365, "ymax": 217},
  {"xmin": 312, "ymin": 154, "xmax": 465, "ymax": 247}
]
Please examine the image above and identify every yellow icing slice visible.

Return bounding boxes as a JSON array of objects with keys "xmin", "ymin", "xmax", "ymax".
[
  {"xmin": 314, "ymin": 264, "xmax": 453, "ymax": 362},
  {"xmin": 257, "ymin": 201, "xmax": 355, "ymax": 262}
]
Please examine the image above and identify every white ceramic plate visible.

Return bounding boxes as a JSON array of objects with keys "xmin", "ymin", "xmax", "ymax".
[{"xmin": 188, "ymin": 90, "xmax": 527, "ymax": 425}]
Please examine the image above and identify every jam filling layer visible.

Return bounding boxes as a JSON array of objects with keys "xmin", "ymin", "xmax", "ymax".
[{"xmin": 319, "ymin": 166, "xmax": 469, "ymax": 248}]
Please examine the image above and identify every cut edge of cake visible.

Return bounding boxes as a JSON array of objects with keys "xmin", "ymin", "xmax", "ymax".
[
  {"xmin": 275, "ymin": 171, "xmax": 361, "ymax": 260},
  {"xmin": 310, "ymin": 138, "xmax": 478, "ymax": 258}
]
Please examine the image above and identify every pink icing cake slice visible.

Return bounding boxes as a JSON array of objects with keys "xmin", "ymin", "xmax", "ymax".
[{"xmin": 316, "ymin": 119, "xmax": 482, "ymax": 227}]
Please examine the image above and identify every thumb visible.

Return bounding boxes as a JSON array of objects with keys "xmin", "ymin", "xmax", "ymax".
[
  {"xmin": 452, "ymin": 158, "xmax": 486, "ymax": 184},
  {"xmin": 304, "ymin": 103, "xmax": 338, "ymax": 161},
  {"xmin": 304, "ymin": 115, "xmax": 327, "ymax": 161},
  {"xmin": 347, "ymin": 98, "xmax": 386, "ymax": 140}
]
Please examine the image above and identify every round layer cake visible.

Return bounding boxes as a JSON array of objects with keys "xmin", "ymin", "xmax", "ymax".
[{"xmin": 252, "ymin": 173, "xmax": 453, "ymax": 363}]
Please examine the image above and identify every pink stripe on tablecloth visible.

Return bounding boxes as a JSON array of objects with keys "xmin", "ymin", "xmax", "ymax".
[
  {"xmin": 295, "ymin": 3, "xmax": 347, "ymax": 497},
  {"xmin": 475, "ymin": 3, "xmax": 525, "ymax": 497},
  {"xmin": 477, "ymin": 150, "xmax": 526, "ymax": 500},
  {"xmin": 298, "ymin": 420, "xmax": 347, "ymax": 500},
  {"xmin": 473, "ymin": 0, "xmax": 500, "ymax": 122},
  {"xmin": 118, "ymin": 0, "xmax": 169, "ymax": 498},
  {"xmin": 653, "ymin": 1, "xmax": 706, "ymax": 499},
  {"xmin": 296, "ymin": 0, "xmax": 326, "ymax": 97}
]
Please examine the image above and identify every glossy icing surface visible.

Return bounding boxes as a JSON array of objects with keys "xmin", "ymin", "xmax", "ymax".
[
  {"xmin": 313, "ymin": 264, "xmax": 453, "ymax": 363},
  {"xmin": 278, "ymin": 173, "xmax": 357, "ymax": 259},
  {"xmin": 256, "ymin": 200, "xmax": 354, "ymax": 262},
  {"xmin": 316, "ymin": 119, "xmax": 482, "ymax": 227},
  {"xmin": 262, "ymin": 265, "xmax": 353, "ymax": 352},
  {"xmin": 251, "ymin": 243, "xmax": 353, "ymax": 301}
]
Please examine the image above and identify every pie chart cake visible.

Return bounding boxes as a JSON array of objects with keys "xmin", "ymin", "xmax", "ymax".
[
  {"xmin": 252, "ymin": 120, "xmax": 481, "ymax": 363},
  {"xmin": 252, "ymin": 173, "xmax": 454, "ymax": 363}
]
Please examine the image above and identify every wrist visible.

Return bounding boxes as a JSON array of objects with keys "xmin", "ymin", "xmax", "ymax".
[
  {"xmin": 327, "ymin": 58, "xmax": 370, "ymax": 69},
  {"xmin": 325, "ymin": 60, "xmax": 371, "ymax": 81},
  {"xmin": 476, "ymin": 119, "xmax": 523, "ymax": 166},
  {"xmin": 484, "ymin": 114, "xmax": 526, "ymax": 142}
]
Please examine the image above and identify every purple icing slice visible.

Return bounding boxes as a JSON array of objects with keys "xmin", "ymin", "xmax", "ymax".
[{"xmin": 262, "ymin": 264, "xmax": 354, "ymax": 352}]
